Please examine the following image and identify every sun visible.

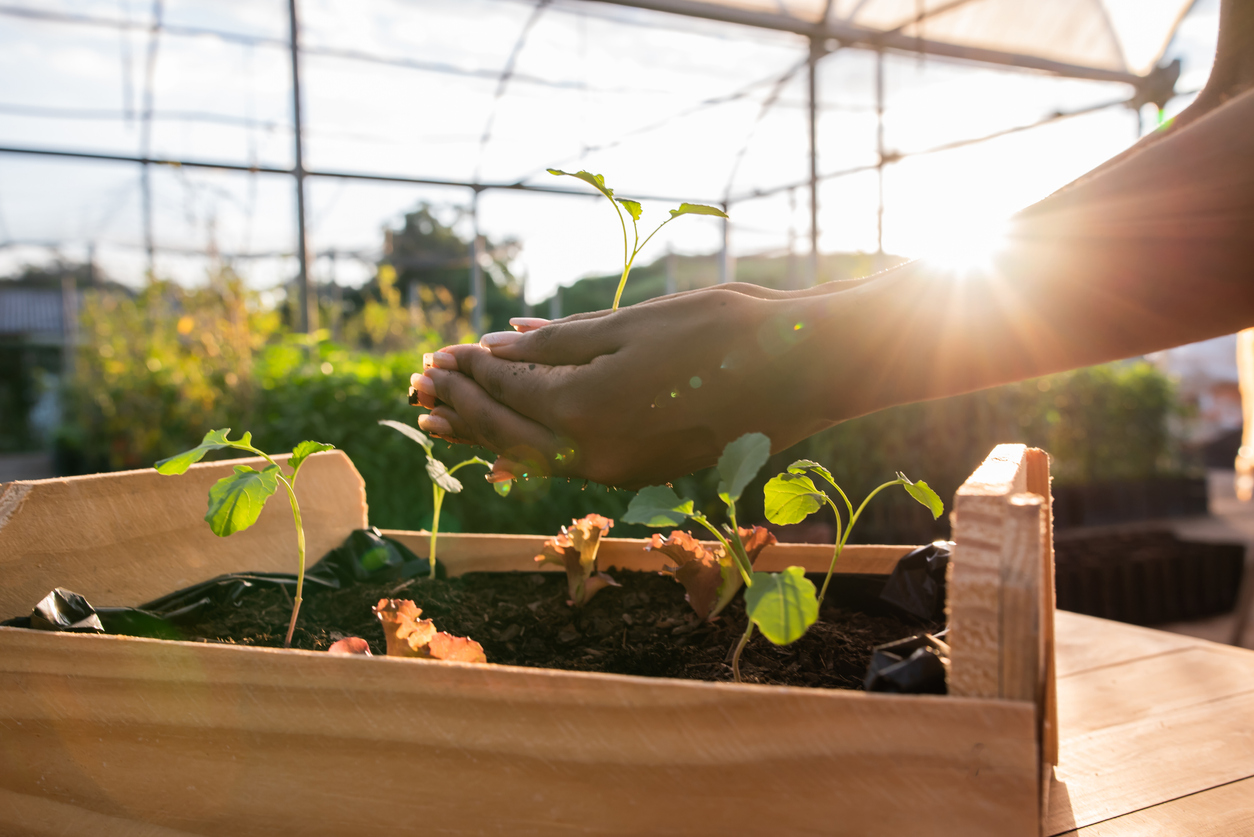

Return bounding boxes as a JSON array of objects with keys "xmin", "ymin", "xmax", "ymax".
[{"xmin": 914, "ymin": 214, "xmax": 1012, "ymax": 276}]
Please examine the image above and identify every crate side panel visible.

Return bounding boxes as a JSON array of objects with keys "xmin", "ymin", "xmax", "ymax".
[
  {"xmin": 0, "ymin": 627, "xmax": 1039, "ymax": 837},
  {"xmin": 0, "ymin": 452, "xmax": 366, "ymax": 616}
]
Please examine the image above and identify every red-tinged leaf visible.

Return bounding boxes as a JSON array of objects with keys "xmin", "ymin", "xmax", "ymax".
[
  {"xmin": 373, "ymin": 598, "xmax": 437, "ymax": 657},
  {"xmin": 536, "ymin": 514, "xmax": 615, "ymax": 606},
  {"xmin": 738, "ymin": 526, "xmax": 777, "ymax": 566},
  {"xmin": 427, "ymin": 631, "xmax": 488, "ymax": 663},
  {"xmin": 327, "ymin": 636, "xmax": 372, "ymax": 655},
  {"xmin": 582, "ymin": 571, "xmax": 621, "ymax": 605},
  {"xmin": 649, "ymin": 531, "xmax": 723, "ymax": 621}
]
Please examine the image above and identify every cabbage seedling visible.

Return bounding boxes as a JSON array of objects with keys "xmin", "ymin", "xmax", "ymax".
[
  {"xmin": 379, "ymin": 419, "xmax": 510, "ymax": 579},
  {"xmin": 155, "ymin": 429, "xmax": 333, "ymax": 648},
  {"xmin": 547, "ymin": 169, "xmax": 727, "ymax": 310},
  {"xmin": 624, "ymin": 432, "xmax": 811, "ymax": 681},
  {"xmin": 764, "ymin": 462, "xmax": 943, "ymax": 604}
]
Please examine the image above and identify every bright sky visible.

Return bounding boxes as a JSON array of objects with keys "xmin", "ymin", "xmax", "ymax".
[{"xmin": 0, "ymin": 0, "xmax": 1221, "ymax": 303}]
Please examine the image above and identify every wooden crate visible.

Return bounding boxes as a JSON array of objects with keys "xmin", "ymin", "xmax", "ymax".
[{"xmin": 0, "ymin": 445, "xmax": 1056, "ymax": 836}]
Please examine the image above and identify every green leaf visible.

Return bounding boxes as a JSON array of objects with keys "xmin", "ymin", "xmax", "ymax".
[
  {"xmin": 716, "ymin": 432, "xmax": 771, "ymax": 505},
  {"xmin": 426, "ymin": 457, "xmax": 463, "ymax": 493},
  {"xmin": 205, "ymin": 464, "xmax": 281, "ymax": 536},
  {"xmin": 378, "ymin": 419, "xmax": 433, "ymax": 454},
  {"xmin": 154, "ymin": 428, "xmax": 240, "ymax": 475},
  {"xmin": 788, "ymin": 458, "xmax": 835, "ymax": 485},
  {"xmin": 617, "ymin": 198, "xmax": 642, "ymax": 221},
  {"xmin": 744, "ymin": 567, "xmax": 819, "ymax": 646},
  {"xmin": 763, "ymin": 473, "xmax": 825, "ymax": 525},
  {"xmin": 289, "ymin": 440, "xmax": 334, "ymax": 475},
  {"xmin": 493, "ymin": 479, "xmax": 512, "ymax": 497},
  {"xmin": 898, "ymin": 472, "xmax": 944, "ymax": 520},
  {"xmin": 622, "ymin": 485, "xmax": 694, "ymax": 527},
  {"xmin": 547, "ymin": 168, "xmax": 614, "ymax": 200},
  {"xmin": 669, "ymin": 202, "xmax": 727, "ymax": 219}
]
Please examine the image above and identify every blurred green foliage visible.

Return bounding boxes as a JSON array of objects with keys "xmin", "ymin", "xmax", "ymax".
[{"xmin": 56, "ymin": 266, "xmax": 1182, "ymax": 547}]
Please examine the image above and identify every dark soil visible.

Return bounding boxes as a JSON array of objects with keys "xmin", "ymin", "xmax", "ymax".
[{"xmin": 172, "ymin": 570, "xmax": 938, "ymax": 690}]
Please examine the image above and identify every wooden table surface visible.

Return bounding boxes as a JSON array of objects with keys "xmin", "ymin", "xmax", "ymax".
[{"xmin": 1048, "ymin": 610, "xmax": 1254, "ymax": 835}]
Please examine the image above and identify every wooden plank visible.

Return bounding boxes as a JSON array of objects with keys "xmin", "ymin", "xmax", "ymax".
[
  {"xmin": 948, "ymin": 444, "xmax": 1030, "ymax": 698},
  {"xmin": 1046, "ymin": 671, "xmax": 1254, "ymax": 832},
  {"xmin": 0, "ymin": 626, "xmax": 1041, "ymax": 837},
  {"xmin": 1025, "ymin": 448, "xmax": 1058, "ymax": 768},
  {"xmin": 1001, "ymin": 494, "xmax": 1045, "ymax": 704},
  {"xmin": 0, "ymin": 788, "xmax": 202, "ymax": 837},
  {"xmin": 1053, "ymin": 611, "xmax": 1200, "ymax": 678},
  {"xmin": 380, "ymin": 530, "xmax": 914, "ymax": 576},
  {"xmin": 0, "ymin": 451, "xmax": 367, "ymax": 617},
  {"xmin": 1050, "ymin": 775, "xmax": 1254, "ymax": 836}
]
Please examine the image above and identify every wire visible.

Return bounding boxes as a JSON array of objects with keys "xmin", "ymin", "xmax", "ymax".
[
  {"xmin": 0, "ymin": 102, "xmax": 286, "ymax": 131},
  {"xmin": 475, "ymin": 0, "xmax": 551, "ymax": 183}
]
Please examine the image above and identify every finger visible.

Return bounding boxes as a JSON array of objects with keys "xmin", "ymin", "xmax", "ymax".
[
  {"xmin": 421, "ymin": 368, "xmax": 567, "ymax": 475},
  {"xmin": 477, "ymin": 315, "xmax": 622, "ymax": 365},
  {"xmin": 488, "ymin": 457, "xmax": 520, "ymax": 482},
  {"xmin": 422, "ymin": 350, "xmax": 458, "ymax": 372},
  {"xmin": 416, "ymin": 409, "xmax": 474, "ymax": 446},
  {"xmin": 509, "ymin": 317, "xmax": 549, "ymax": 332},
  {"xmin": 434, "ymin": 346, "xmax": 575, "ymax": 427},
  {"xmin": 409, "ymin": 372, "xmax": 436, "ymax": 409}
]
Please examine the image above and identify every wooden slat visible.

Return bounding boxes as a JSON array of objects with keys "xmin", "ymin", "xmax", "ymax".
[
  {"xmin": 380, "ymin": 530, "xmax": 915, "ymax": 576},
  {"xmin": 948, "ymin": 444, "xmax": 1031, "ymax": 698},
  {"xmin": 0, "ymin": 626, "xmax": 1040, "ymax": 837},
  {"xmin": 1001, "ymin": 494, "xmax": 1045, "ymax": 703},
  {"xmin": 1051, "ymin": 775, "xmax": 1254, "ymax": 836},
  {"xmin": 1025, "ymin": 448, "xmax": 1058, "ymax": 768},
  {"xmin": 1053, "ymin": 611, "xmax": 1199, "ymax": 678},
  {"xmin": 0, "ymin": 451, "xmax": 367, "ymax": 616},
  {"xmin": 1046, "ymin": 647, "xmax": 1254, "ymax": 833}
]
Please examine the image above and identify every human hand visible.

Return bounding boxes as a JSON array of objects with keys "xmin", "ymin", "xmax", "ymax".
[{"xmin": 409, "ymin": 285, "xmax": 849, "ymax": 488}]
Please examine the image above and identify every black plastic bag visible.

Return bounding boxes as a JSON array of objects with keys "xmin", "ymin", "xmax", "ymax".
[
  {"xmin": 864, "ymin": 633, "xmax": 949, "ymax": 694},
  {"xmin": 878, "ymin": 541, "xmax": 952, "ymax": 621}
]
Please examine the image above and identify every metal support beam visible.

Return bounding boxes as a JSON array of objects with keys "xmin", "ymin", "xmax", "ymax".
[
  {"xmin": 807, "ymin": 34, "xmax": 820, "ymax": 287},
  {"xmin": 587, "ymin": 0, "xmax": 1148, "ymax": 86},
  {"xmin": 470, "ymin": 190, "xmax": 486, "ymax": 334},
  {"xmin": 288, "ymin": 0, "xmax": 315, "ymax": 335},
  {"xmin": 875, "ymin": 48, "xmax": 885, "ymax": 254}
]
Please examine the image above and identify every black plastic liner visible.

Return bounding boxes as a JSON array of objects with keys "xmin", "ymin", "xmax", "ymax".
[
  {"xmin": 863, "ymin": 632, "xmax": 949, "ymax": 694},
  {"xmin": 878, "ymin": 541, "xmax": 951, "ymax": 622},
  {"xmin": 3, "ymin": 527, "xmax": 431, "ymax": 639}
]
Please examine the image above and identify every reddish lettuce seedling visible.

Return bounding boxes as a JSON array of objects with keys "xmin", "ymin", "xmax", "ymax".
[
  {"xmin": 155, "ymin": 428, "xmax": 333, "ymax": 648},
  {"xmin": 648, "ymin": 526, "xmax": 775, "ymax": 622},
  {"xmin": 536, "ymin": 513, "xmax": 619, "ymax": 606},
  {"xmin": 373, "ymin": 598, "xmax": 487, "ymax": 663},
  {"xmin": 547, "ymin": 169, "xmax": 727, "ymax": 310}
]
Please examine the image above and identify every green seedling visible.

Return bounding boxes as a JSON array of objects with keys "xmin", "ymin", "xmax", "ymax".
[
  {"xmin": 764, "ymin": 462, "xmax": 943, "ymax": 604},
  {"xmin": 379, "ymin": 419, "xmax": 510, "ymax": 579},
  {"xmin": 155, "ymin": 429, "xmax": 334, "ymax": 648},
  {"xmin": 547, "ymin": 169, "xmax": 727, "ymax": 310},
  {"xmin": 625, "ymin": 432, "xmax": 812, "ymax": 681}
]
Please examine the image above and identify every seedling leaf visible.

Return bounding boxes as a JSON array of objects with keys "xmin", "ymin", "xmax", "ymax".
[
  {"xmin": 617, "ymin": 198, "xmax": 642, "ymax": 221},
  {"xmin": 898, "ymin": 472, "xmax": 944, "ymax": 519},
  {"xmin": 764, "ymin": 473, "xmax": 825, "ymax": 525},
  {"xmin": 623, "ymin": 485, "xmax": 694, "ymax": 527},
  {"xmin": 744, "ymin": 567, "xmax": 819, "ymax": 646},
  {"xmin": 427, "ymin": 631, "xmax": 489, "ymax": 663},
  {"xmin": 155, "ymin": 427, "xmax": 238, "ymax": 475},
  {"xmin": 327, "ymin": 637, "xmax": 372, "ymax": 655},
  {"xmin": 650, "ymin": 531, "xmax": 723, "ymax": 621},
  {"xmin": 669, "ymin": 202, "xmax": 727, "ymax": 219},
  {"xmin": 426, "ymin": 457, "xmax": 463, "ymax": 493},
  {"xmin": 373, "ymin": 598, "xmax": 487, "ymax": 662},
  {"xmin": 378, "ymin": 418, "xmax": 434, "ymax": 454},
  {"xmin": 289, "ymin": 440, "xmax": 334, "ymax": 475},
  {"xmin": 535, "ymin": 514, "xmax": 615, "ymax": 606},
  {"xmin": 787, "ymin": 458, "xmax": 835, "ymax": 485},
  {"xmin": 204, "ymin": 463, "xmax": 281, "ymax": 537},
  {"xmin": 547, "ymin": 168, "xmax": 614, "ymax": 200},
  {"xmin": 716, "ymin": 432, "xmax": 771, "ymax": 505}
]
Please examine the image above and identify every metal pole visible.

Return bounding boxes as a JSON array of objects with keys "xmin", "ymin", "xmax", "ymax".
[
  {"xmin": 288, "ymin": 0, "xmax": 314, "ymax": 335},
  {"xmin": 807, "ymin": 34, "xmax": 821, "ymax": 286},
  {"xmin": 718, "ymin": 206, "xmax": 733, "ymax": 284},
  {"xmin": 140, "ymin": 0, "xmax": 162, "ymax": 280},
  {"xmin": 875, "ymin": 48, "xmax": 885, "ymax": 255},
  {"xmin": 470, "ymin": 189, "xmax": 485, "ymax": 334}
]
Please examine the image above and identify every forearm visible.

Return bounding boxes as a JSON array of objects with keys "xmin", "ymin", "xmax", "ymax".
[{"xmin": 801, "ymin": 85, "xmax": 1254, "ymax": 422}]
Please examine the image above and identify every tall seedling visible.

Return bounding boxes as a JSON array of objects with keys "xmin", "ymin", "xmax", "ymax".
[
  {"xmin": 155, "ymin": 429, "xmax": 334, "ymax": 647},
  {"xmin": 547, "ymin": 169, "xmax": 727, "ymax": 310},
  {"xmin": 379, "ymin": 419, "xmax": 510, "ymax": 578}
]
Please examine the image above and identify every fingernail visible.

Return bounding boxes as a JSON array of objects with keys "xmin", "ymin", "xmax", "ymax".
[
  {"xmin": 418, "ymin": 414, "xmax": 453, "ymax": 436},
  {"xmin": 422, "ymin": 352, "xmax": 434, "ymax": 372},
  {"xmin": 410, "ymin": 371, "xmax": 424, "ymax": 386},
  {"xmin": 486, "ymin": 471, "xmax": 513, "ymax": 483},
  {"xmin": 509, "ymin": 317, "xmax": 549, "ymax": 331},
  {"xmin": 432, "ymin": 351, "xmax": 457, "ymax": 370},
  {"xmin": 480, "ymin": 331, "xmax": 522, "ymax": 348}
]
